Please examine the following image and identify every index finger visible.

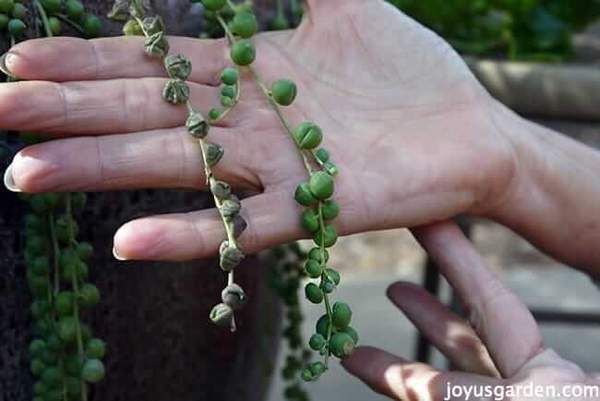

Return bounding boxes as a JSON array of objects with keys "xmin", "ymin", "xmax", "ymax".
[{"xmin": 2, "ymin": 36, "xmax": 227, "ymax": 84}]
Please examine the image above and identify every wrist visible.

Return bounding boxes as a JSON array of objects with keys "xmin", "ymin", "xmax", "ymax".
[{"xmin": 482, "ymin": 100, "xmax": 600, "ymax": 271}]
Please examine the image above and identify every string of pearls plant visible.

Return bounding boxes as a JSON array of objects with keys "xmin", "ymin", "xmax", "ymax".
[
  {"xmin": 25, "ymin": 193, "xmax": 105, "ymax": 401},
  {"xmin": 196, "ymin": 0, "xmax": 359, "ymax": 383},
  {"xmin": 0, "ymin": 2, "xmax": 106, "ymax": 401},
  {"xmin": 115, "ymin": 0, "xmax": 249, "ymax": 332},
  {"xmin": 266, "ymin": 243, "xmax": 311, "ymax": 401}
]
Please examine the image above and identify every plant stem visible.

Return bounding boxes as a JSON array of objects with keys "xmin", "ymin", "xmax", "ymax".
[
  {"xmin": 33, "ymin": 0, "xmax": 53, "ymax": 38},
  {"xmin": 215, "ymin": 10, "xmax": 335, "ymax": 353},
  {"xmin": 55, "ymin": 13, "xmax": 85, "ymax": 34},
  {"xmin": 215, "ymin": 16, "xmax": 315, "ymax": 174},
  {"xmin": 48, "ymin": 214, "xmax": 60, "ymax": 297},
  {"xmin": 66, "ymin": 194, "xmax": 88, "ymax": 401},
  {"xmin": 318, "ymin": 203, "xmax": 333, "ymax": 366}
]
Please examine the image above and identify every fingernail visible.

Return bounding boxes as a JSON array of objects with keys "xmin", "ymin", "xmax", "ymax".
[
  {"xmin": 0, "ymin": 52, "xmax": 17, "ymax": 79},
  {"xmin": 3, "ymin": 164, "xmax": 21, "ymax": 192},
  {"xmin": 112, "ymin": 246, "xmax": 126, "ymax": 261}
]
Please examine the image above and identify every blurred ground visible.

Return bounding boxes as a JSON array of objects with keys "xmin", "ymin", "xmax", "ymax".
[{"xmin": 267, "ymin": 23, "xmax": 600, "ymax": 401}]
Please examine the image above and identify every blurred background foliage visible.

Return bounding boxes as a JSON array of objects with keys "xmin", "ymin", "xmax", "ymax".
[{"xmin": 387, "ymin": 0, "xmax": 600, "ymax": 61}]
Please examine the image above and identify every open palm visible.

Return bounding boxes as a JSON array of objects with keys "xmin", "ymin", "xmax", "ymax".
[{"xmin": 2, "ymin": 0, "xmax": 515, "ymax": 261}]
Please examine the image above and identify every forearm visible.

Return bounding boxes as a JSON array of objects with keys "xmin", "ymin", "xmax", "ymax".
[{"xmin": 488, "ymin": 101, "xmax": 600, "ymax": 274}]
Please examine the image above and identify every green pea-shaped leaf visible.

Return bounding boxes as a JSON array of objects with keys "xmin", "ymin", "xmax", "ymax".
[
  {"xmin": 220, "ymin": 67, "xmax": 239, "ymax": 85},
  {"xmin": 332, "ymin": 302, "xmax": 352, "ymax": 329},
  {"xmin": 313, "ymin": 224, "xmax": 338, "ymax": 247},
  {"xmin": 81, "ymin": 359, "xmax": 105, "ymax": 383},
  {"xmin": 271, "ymin": 79, "xmax": 297, "ymax": 106},
  {"xmin": 305, "ymin": 282, "xmax": 324, "ymax": 304},
  {"xmin": 329, "ymin": 332, "xmax": 355, "ymax": 359},
  {"xmin": 309, "ymin": 171, "xmax": 334, "ymax": 200},
  {"xmin": 294, "ymin": 182, "xmax": 317, "ymax": 206},
  {"xmin": 301, "ymin": 209, "xmax": 320, "ymax": 233},
  {"xmin": 293, "ymin": 122, "xmax": 323, "ymax": 150},
  {"xmin": 230, "ymin": 39, "xmax": 256, "ymax": 66},
  {"xmin": 230, "ymin": 11, "xmax": 258, "ymax": 38}
]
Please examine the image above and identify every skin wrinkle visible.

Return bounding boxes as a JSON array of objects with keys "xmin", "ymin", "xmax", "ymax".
[
  {"xmin": 93, "ymin": 136, "xmax": 106, "ymax": 189},
  {"xmin": 53, "ymin": 81, "xmax": 69, "ymax": 130},
  {"xmin": 89, "ymin": 39, "xmax": 100, "ymax": 80}
]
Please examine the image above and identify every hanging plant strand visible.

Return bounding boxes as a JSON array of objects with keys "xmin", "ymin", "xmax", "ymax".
[
  {"xmin": 199, "ymin": 0, "xmax": 359, "ymax": 383},
  {"xmin": 120, "ymin": 0, "xmax": 248, "ymax": 332}
]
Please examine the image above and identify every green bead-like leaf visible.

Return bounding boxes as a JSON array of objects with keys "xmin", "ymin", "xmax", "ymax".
[
  {"xmin": 304, "ymin": 259, "xmax": 323, "ymax": 279},
  {"xmin": 220, "ymin": 68, "xmax": 239, "ymax": 85},
  {"xmin": 313, "ymin": 225, "xmax": 338, "ymax": 248},
  {"xmin": 0, "ymin": 0, "xmax": 14, "ymax": 14},
  {"xmin": 83, "ymin": 14, "xmax": 102, "ymax": 38},
  {"xmin": 219, "ymin": 241, "xmax": 245, "ymax": 271},
  {"xmin": 301, "ymin": 209, "xmax": 320, "ymax": 233},
  {"xmin": 321, "ymin": 199, "xmax": 340, "ymax": 220},
  {"xmin": 271, "ymin": 79, "xmax": 297, "ymax": 106},
  {"xmin": 65, "ymin": 0, "xmax": 84, "ymax": 20},
  {"xmin": 29, "ymin": 338, "xmax": 46, "ymax": 357},
  {"xmin": 309, "ymin": 333, "xmax": 326, "ymax": 351},
  {"xmin": 208, "ymin": 108, "xmax": 222, "ymax": 121},
  {"xmin": 162, "ymin": 79, "xmax": 190, "ymax": 105},
  {"xmin": 230, "ymin": 39, "xmax": 256, "ymax": 66},
  {"xmin": 205, "ymin": 143, "xmax": 224, "ymax": 167},
  {"xmin": 293, "ymin": 122, "xmax": 322, "ymax": 150},
  {"xmin": 8, "ymin": 19, "xmax": 26, "ymax": 38},
  {"xmin": 58, "ymin": 317, "xmax": 78, "ymax": 343},
  {"xmin": 85, "ymin": 338, "xmax": 107, "ymax": 359},
  {"xmin": 48, "ymin": 17, "xmax": 61, "ymax": 35},
  {"xmin": 329, "ymin": 332, "xmax": 355, "ymax": 359},
  {"xmin": 144, "ymin": 31, "xmax": 169, "ymax": 58},
  {"xmin": 221, "ymin": 84, "xmax": 236, "ymax": 99},
  {"xmin": 79, "ymin": 283, "xmax": 100, "ymax": 308},
  {"xmin": 40, "ymin": 0, "xmax": 60, "ymax": 14},
  {"xmin": 315, "ymin": 314, "xmax": 331, "ymax": 337},
  {"xmin": 315, "ymin": 148, "xmax": 330, "ymax": 163},
  {"xmin": 201, "ymin": 0, "xmax": 226, "ymax": 11},
  {"xmin": 325, "ymin": 268, "xmax": 341, "ymax": 286},
  {"xmin": 209, "ymin": 302, "xmax": 234, "ymax": 327},
  {"xmin": 186, "ymin": 111, "xmax": 209, "ymax": 139},
  {"xmin": 81, "ymin": 359, "xmax": 105, "ymax": 383},
  {"xmin": 309, "ymin": 171, "xmax": 334, "ymax": 200},
  {"xmin": 294, "ymin": 182, "xmax": 317, "ymax": 206},
  {"xmin": 164, "ymin": 54, "xmax": 192, "ymax": 80},
  {"xmin": 11, "ymin": 3, "xmax": 26, "ymax": 19},
  {"xmin": 341, "ymin": 326, "xmax": 359, "ymax": 344},
  {"xmin": 41, "ymin": 366, "xmax": 61, "ymax": 387},
  {"xmin": 210, "ymin": 180, "xmax": 231, "ymax": 200},
  {"xmin": 0, "ymin": 14, "xmax": 8, "ymax": 31},
  {"xmin": 308, "ymin": 247, "xmax": 329, "ymax": 263},
  {"xmin": 55, "ymin": 291, "xmax": 74, "ymax": 316},
  {"xmin": 230, "ymin": 11, "xmax": 258, "ymax": 38},
  {"xmin": 332, "ymin": 302, "xmax": 352, "ymax": 329},
  {"xmin": 305, "ymin": 282, "xmax": 324, "ymax": 304},
  {"xmin": 221, "ymin": 283, "xmax": 247, "ymax": 310}
]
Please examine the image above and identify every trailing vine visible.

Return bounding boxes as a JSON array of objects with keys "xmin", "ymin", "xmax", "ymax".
[
  {"xmin": 0, "ymin": 1, "xmax": 105, "ymax": 400},
  {"xmin": 266, "ymin": 243, "xmax": 311, "ymax": 401},
  {"xmin": 199, "ymin": 0, "xmax": 359, "ymax": 383},
  {"xmin": 113, "ymin": 0, "xmax": 249, "ymax": 332}
]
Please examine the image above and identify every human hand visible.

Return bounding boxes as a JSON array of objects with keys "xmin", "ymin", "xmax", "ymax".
[
  {"xmin": 2, "ymin": 0, "xmax": 516, "ymax": 261},
  {"xmin": 343, "ymin": 221, "xmax": 600, "ymax": 401}
]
